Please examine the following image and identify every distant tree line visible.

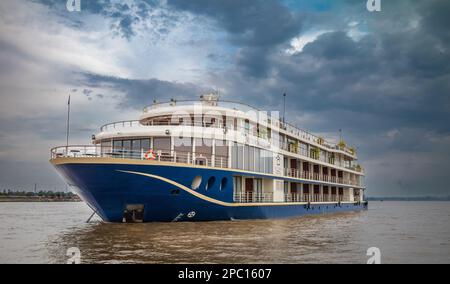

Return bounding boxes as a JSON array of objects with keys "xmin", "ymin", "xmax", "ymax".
[
  {"xmin": 367, "ymin": 196, "xmax": 450, "ymax": 201},
  {"xmin": 0, "ymin": 190, "xmax": 78, "ymax": 198}
]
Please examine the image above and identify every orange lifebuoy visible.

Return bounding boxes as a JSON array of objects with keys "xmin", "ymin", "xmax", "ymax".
[{"xmin": 143, "ymin": 149, "xmax": 156, "ymax": 160}]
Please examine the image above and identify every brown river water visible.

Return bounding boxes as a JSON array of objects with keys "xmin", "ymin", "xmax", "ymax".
[{"xmin": 0, "ymin": 201, "xmax": 449, "ymax": 263}]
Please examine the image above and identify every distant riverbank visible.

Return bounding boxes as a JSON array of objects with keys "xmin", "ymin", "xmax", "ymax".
[
  {"xmin": 0, "ymin": 196, "xmax": 81, "ymax": 202},
  {"xmin": 0, "ymin": 190, "xmax": 81, "ymax": 202},
  {"xmin": 367, "ymin": 196, "xmax": 450, "ymax": 201}
]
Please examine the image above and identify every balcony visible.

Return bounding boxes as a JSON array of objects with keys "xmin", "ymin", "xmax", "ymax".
[
  {"xmin": 233, "ymin": 192, "xmax": 274, "ymax": 203},
  {"xmin": 284, "ymin": 168, "xmax": 361, "ymax": 187}
]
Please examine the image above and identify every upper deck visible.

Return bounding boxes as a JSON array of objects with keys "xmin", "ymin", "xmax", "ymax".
[
  {"xmin": 99, "ymin": 95, "xmax": 357, "ymax": 159},
  {"xmin": 142, "ymin": 98, "xmax": 351, "ymax": 152}
]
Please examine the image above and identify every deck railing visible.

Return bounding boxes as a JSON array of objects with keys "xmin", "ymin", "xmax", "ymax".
[
  {"xmin": 233, "ymin": 193, "xmax": 274, "ymax": 203},
  {"xmin": 98, "ymin": 119, "xmax": 361, "ymax": 172},
  {"xmin": 51, "ymin": 146, "xmax": 359, "ymax": 186},
  {"xmin": 283, "ymin": 168, "xmax": 360, "ymax": 186},
  {"xmin": 233, "ymin": 193, "xmax": 354, "ymax": 203}
]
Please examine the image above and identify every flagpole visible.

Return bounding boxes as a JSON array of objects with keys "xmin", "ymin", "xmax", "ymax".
[{"xmin": 66, "ymin": 94, "xmax": 70, "ymax": 153}]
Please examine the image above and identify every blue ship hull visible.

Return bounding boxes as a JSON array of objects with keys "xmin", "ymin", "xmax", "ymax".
[{"xmin": 52, "ymin": 159, "xmax": 368, "ymax": 222}]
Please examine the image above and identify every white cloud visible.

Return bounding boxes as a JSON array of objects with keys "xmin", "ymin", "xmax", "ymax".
[{"xmin": 286, "ymin": 30, "xmax": 331, "ymax": 54}]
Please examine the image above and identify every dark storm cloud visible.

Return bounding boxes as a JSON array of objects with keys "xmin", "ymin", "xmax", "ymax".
[
  {"xmin": 168, "ymin": 0, "xmax": 303, "ymax": 77},
  {"xmin": 33, "ymin": 0, "xmax": 159, "ymax": 39},
  {"xmin": 168, "ymin": 0, "xmax": 302, "ymax": 46},
  {"xmin": 81, "ymin": 73, "xmax": 206, "ymax": 109}
]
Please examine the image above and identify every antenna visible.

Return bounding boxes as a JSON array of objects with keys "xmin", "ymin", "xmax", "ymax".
[{"xmin": 66, "ymin": 94, "xmax": 71, "ymax": 151}]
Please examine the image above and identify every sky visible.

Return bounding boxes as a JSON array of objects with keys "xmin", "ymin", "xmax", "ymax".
[{"xmin": 0, "ymin": 0, "xmax": 449, "ymax": 196}]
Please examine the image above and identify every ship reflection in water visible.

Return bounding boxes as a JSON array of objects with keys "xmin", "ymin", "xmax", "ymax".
[{"xmin": 1, "ymin": 201, "xmax": 449, "ymax": 263}]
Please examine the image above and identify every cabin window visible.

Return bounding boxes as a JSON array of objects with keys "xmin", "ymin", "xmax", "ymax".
[
  {"xmin": 132, "ymin": 140, "xmax": 140, "ymax": 152},
  {"xmin": 113, "ymin": 140, "xmax": 122, "ymax": 154},
  {"xmin": 215, "ymin": 140, "xmax": 228, "ymax": 156},
  {"xmin": 299, "ymin": 143, "xmax": 307, "ymax": 156},
  {"xmin": 153, "ymin": 137, "xmax": 171, "ymax": 152},
  {"xmin": 243, "ymin": 145, "xmax": 250, "ymax": 171},
  {"xmin": 255, "ymin": 178, "xmax": 262, "ymax": 201},
  {"xmin": 220, "ymin": 177, "xmax": 228, "ymax": 191},
  {"xmin": 206, "ymin": 176, "xmax": 216, "ymax": 191},
  {"xmin": 195, "ymin": 138, "xmax": 213, "ymax": 154},
  {"xmin": 247, "ymin": 146, "xmax": 255, "ymax": 172},
  {"xmin": 191, "ymin": 176, "xmax": 202, "ymax": 190},
  {"xmin": 232, "ymin": 176, "xmax": 242, "ymax": 198},
  {"xmin": 174, "ymin": 137, "xmax": 192, "ymax": 153},
  {"xmin": 265, "ymin": 151, "xmax": 273, "ymax": 174},
  {"xmin": 254, "ymin": 148, "xmax": 262, "ymax": 172},
  {"xmin": 231, "ymin": 142, "xmax": 244, "ymax": 170},
  {"xmin": 141, "ymin": 139, "xmax": 150, "ymax": 151},
  {"xmin": 123, "ymin": 140, "xmax": 131, "ymax": 150},
  {"xmin": 215, "ymin": 140, "xmax": 228, "ymax": 168},
  {"xmin": 195, "ymin": 138, "xmax": 212, "ymax": 166},
  {"xmin": 101, "ymin": 140, "xmax": 111, "ymax": 154},
  {"xmin": 244, "ymin": 119, "xmax": 250, "ymax": 134}
]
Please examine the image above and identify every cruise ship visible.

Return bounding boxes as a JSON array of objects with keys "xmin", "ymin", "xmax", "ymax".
[{"xmin": 50, "ymin": 94, "xmax": 367, "ymax": 222}]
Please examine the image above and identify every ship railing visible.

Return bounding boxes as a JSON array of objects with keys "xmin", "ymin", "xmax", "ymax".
[
  {"xmin": 233, "ymin": 193, "xmax": 273, "ymax": 203},
  {"xmin": 284, "ymin": 194, "xmax": 304, "ymax": 202},
  {"xmin": 51, "ymin": 146, "xmax": 360, "ymax": 187},
  {"xmin": 99, "ymin": 119, "xmax": 229, "ymax": 132},
  {"xmin": 100, "ymin": 120, "xmax": 143, "ymax": 132},
  {"xmin": 50, "ymin": 146, "xmax": 221, "ymax": 168},
  {"xmin": 99, "ymin": 124, "xmax": 362, "ymax": 173},
  {"xmin": 284, "ymin": 168, "xmax": 361, "ymax": 187}
]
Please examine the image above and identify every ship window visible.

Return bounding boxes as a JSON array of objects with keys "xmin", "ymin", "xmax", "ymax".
[
  {"xmin": 232, "ymin": 176, "xmax": 242, "ymax": 197},
  {"xmin": 220, "ymin": 177, "xmax": 227, "ymax": 191},
  {"xmin": 141, "ymin": 139, "xmax": 150, "ymax": 151},
  {"xmin": 247, "ymin": 146, "xmax": 255, "ymax": 172},
  {"xmin": 132, "ymin": 140, "xmax": 140, "ymax": 152},
  {"xmin": 101, "ymin": 140, "xmax": 111, "ymax": 147},
  {"xmin": 174, "ymin": 137, "xmax": 192, "ymax": 153},
  {"xmin": 113, "ymin": 140, "xmax": 122, "ymax": 153},
  {"xmin": 215, "ymin": 140, "xmax": 228, "ymax": 156},
  {"xmin": 206, "ymin": 176, "xmax": 216, "ymax": 191},
  {"xmin": 153, "ymin": 137, "xmax": 171, "ymax": 151},
  {"xmin": 195, "ymin": 138, "xmax": 212, "ymax": 154},
  {"xmin": 101, "ymin": 140, "xmax": 111, "ymax": 154},
  {"xmin": 264, "ymin": 151, "xmax": 273, "ymax": 174},
  {"xmin": 231, "ymin": 142, "xmax": 244, "ymax": 170},
  {"xmin": 255, "ymin": 178, "xmax": 262, "ymax": 200},
  {"xmin": 191, "ymin": 176, "xmax": 202, "ymax": 190},
  {"xmin": 123, "ymin": 140, "xmax": 131, "ymax": 150},
  {"xmin": 259, "ymin": 149, "xmax": 265, "ymax": 173}
]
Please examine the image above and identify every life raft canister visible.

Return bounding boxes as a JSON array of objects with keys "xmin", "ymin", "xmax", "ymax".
[{"xmin": 143, "ymin": 149, "xmax": 157, "ymax": 160}]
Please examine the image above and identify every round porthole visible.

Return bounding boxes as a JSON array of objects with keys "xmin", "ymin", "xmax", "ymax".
[
  {"xmin": 220, "ymin": 177, "xmax": 228, "ymax": 191},
  {"xmin": 206, "ymin": 176, "xmax": 216, "ymax": 191},
  {"xmin": 191, "ymin": 176, "xmax": 202, "ymax": 190}
]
